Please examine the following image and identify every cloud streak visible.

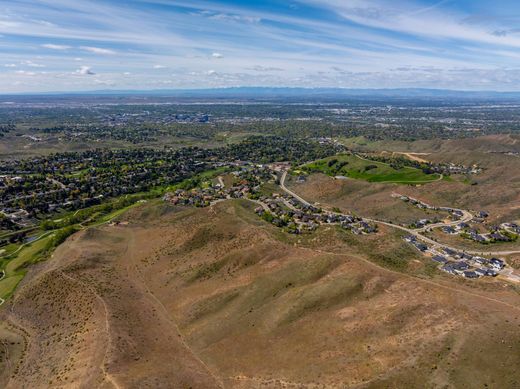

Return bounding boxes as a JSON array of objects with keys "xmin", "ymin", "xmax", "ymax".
[
  {"xmin": 41, "ymin": 43, "xmax": 71, "ymax": 50},
  {"xmin": 80, "ymin": 46, "xmax": 116, "ymax": 55},
  {"xmin": 0, "ymin": 0, "xmax": 519, "ymax": 92}
]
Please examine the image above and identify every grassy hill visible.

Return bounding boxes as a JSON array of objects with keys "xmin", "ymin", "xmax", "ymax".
[{"xmin": 301, "ymin": 153, "xmax": 442, "ymax": 184}]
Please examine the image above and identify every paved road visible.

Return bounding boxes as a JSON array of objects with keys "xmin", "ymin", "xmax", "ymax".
[
  {"xmin": 280, "ymin": 171, "xmax": 313, "ymax": 207},
  {"xmin": 394, "ymin": 194, "xmax": 474, "ymax": 232},
  {"xmin": 279, "ymin": 170, "xmax": 520, "ymax": 257}
]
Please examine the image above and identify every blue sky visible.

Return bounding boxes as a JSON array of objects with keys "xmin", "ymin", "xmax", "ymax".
[{"xmin": 1, "ymin": 0, "xmax": 520, "ymax": 92}]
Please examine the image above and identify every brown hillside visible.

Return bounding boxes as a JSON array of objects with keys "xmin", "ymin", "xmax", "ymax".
[{"xmin": 1, "ymin": 200, "xmax": 520, "ymax": 388}]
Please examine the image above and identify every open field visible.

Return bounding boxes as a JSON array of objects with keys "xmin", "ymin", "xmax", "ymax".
[
  {"xmin": 1, "ymin": 200, "xmax": 520, "ymax": 388},
  {"xmin": 301, "ymin": 153, "xmax": 442, "ymax": 184}
]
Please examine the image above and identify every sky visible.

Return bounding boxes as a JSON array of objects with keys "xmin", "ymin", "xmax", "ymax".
[{"xmin": 1, "ymin": 0, "xmax": 520, "ymax": 92}]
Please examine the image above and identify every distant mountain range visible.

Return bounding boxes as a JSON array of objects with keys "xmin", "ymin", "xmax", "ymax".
[{"xmin": 3, "ymin": 87, "xmax": 520, "ymax": 101}]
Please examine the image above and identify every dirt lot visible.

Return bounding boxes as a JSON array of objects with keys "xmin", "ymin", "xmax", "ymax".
[{"xmin": 1, "ymin": 200, "xmax": 520, "ymax": 388}]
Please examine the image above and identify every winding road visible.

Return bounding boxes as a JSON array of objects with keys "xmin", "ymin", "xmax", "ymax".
[{"xmin": 279, "ymin": 170, "xmax": 520, "ymax": 257}]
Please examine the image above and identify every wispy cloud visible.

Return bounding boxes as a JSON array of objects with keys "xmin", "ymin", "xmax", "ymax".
[
  {"xmin": 21, "ymin": 60, "xmax": 45, "ymax": 68},
  {"xmin": 80, "ymin": 46, "xmax": 116, "ymax": 55},
  {"xmin": 41, "ymin": 43, "xmax": 71, "ymax": 50},
  {"xmin": 0, "ymin": 0, "xmax": 520, "ymax": 92}
]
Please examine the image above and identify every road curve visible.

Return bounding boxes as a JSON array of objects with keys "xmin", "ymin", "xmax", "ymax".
[{"xmin": 279, "ymin": 170, "xmax": 520, "ymax": 257}]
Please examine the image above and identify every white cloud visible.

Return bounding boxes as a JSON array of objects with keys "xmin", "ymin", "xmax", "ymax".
[
  {"xmin": 302, "ymin": 0, "xmax": 520, "ymax": 49},
  {"xmin": 80, "ymin": 46, "xmax": 116, "ymax": 55},
  {"xmin": 4, "ymin": 64, "xmax": 17, "ymax": 68},
  {"xmin": 41, "ymin": 43, "xmax": 71, "ymax": 50},
  {"xmin": 247, "ymin": 65, "xmax": 284, "ymax": 72},
  {"xmin": 75, "ymin": 66, "xmax": 95, "ymax": 75},
  {"xmin": 21, "ymin": 60, "xmax": 45, "ymax": 68},
  {"xmin": 15, "ymin": 70, "xmax": 36, "ymax": 76},
  {"xmin": 1, "ymin": 0, "xmax": 520, "ymax": 92},
  {"xmin": 208, "ymin": 13, "xmax": 261, "ymax": 24}
]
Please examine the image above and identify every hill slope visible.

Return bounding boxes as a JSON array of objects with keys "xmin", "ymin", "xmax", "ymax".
[{"xmin": 1, "ymin": 200, "xmax": 520, "ymax": 388}]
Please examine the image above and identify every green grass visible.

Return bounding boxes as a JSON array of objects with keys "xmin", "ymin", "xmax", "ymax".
[
  {"xmin": 4, "ymin": 235, "xmax": 52, "ymax": 274},
  {"xmin": 0, "ymin": 233, "xmax": 54, "ymax": 301},
  {"xmin": 0, "ymin": 275, "xmax": 24, "ymax": 300},
  {"xmin": 337, "ymin": 136, "xmax": 372, "ymax": 148},
  {"xmin": 164, "ymin": 166, "xmax": 231, "ymax": 192},
  {"xmin": 301, "ymin": 153, "xmax": 442, "ymax": 184},
  {"xmin": 0, "ymin": 195, "xmax": 149, "ymax": 304}
]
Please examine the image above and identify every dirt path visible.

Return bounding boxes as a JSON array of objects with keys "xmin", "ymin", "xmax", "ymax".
[
  {"xmin": 392, "ymin": 152, "xmax": 430, "ymax": 163},
  {"xmin": 125, "ymin": 229, "xmax": 224, "ymax": 388},
  {"xmin": 58, "ymin": 270, "xmax": 120, "ymax": 389}
]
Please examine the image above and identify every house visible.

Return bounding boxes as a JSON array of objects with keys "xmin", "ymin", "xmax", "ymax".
[
  {"xmin": 296, "ymin": 175, "xmax": 306, "ymax": 183},
  {"xmin": 362, "ymin": 224, "xmax": 377, "ymax": 234},
  {"xmin": 463, "ymin": 271, "xmax": 479, "ymax": 279},
  {"xmin": 443, "ymin": 247, "xmax": 457, "ymax": 256},
  {"xmin": 452, "ymin": 261, "xmax": 470, "ymax": 274},
  {"xmin": 490, "ymin": 232, "xmax": 509, "ymax": 242},
  {"xmin": 474, "ymin": 268, "xmax": 488, "ymax": 276},
  {"xmin": 472, "ymin": 234, "xmax": 487, "ymax": 243},
  {"xmin": 452, "ymin": 210, "xmax": 464, "ymax": 217},
  {"xmin": 457, "ymin": 222, "xmax": 470, "ymax": 230},
  {"xmin": 473, "ymin": 257, "xmax": 488, "ymax": 265},
  {"xmin": 477, "ymin": 211, "xmax": 489, "ymax": 218},
  {"xmin": 415, "ymin": 219, "xmax": 430, "ymax": 228},
  {"xmin": 441, "ymin": 264, "xmax": 456, "ymax": 274},
  {"xmin": 442, "ymin": 226, "xmax": 457, "ymax": 234},
  {"xmin": 489, "ymin": 258, "xmax": 505, "ymax": 270},
  {"xmin": 414, "ymin": 243, "xmax": 428, "ymax": 252},
  {"xmin": 326, "ymin": 214, "xmax": 338, "ymax": 223},
  {"xmin": 432, "ymin": 255, "xmax": 448, "ymax": 264}
]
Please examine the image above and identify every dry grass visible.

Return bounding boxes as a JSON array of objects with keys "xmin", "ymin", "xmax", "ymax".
[{"xmin": 1, "ymin": 199, "xmax": 519, "ymax": 388}]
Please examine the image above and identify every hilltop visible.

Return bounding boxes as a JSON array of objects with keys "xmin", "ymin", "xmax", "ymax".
[{"xmin": 1, "ymin": 199, "xmax": 519, "ymax": 388}]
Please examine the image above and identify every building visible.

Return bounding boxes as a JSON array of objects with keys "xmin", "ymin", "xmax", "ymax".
[{"xmin": 432, "ymin": 255, "xmax": 448, "ymax": 264}]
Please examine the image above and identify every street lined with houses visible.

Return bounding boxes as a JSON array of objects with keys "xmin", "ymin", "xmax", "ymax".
[
  {"xmin": 278, "ymin": 168, "xmax": 520, "ymax": 284},
  {"xmin": 163, "ymin": 163, "xmax": 519, "ymax": 284}
]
